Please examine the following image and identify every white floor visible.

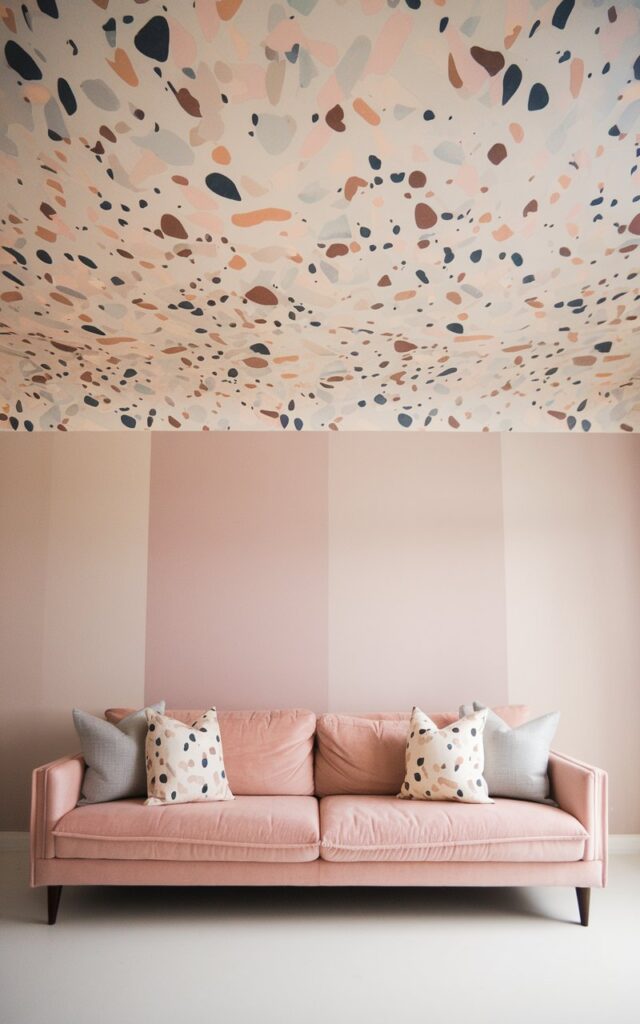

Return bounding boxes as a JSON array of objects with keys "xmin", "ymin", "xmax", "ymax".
[{"xmin": 1, "ymin": 849, "xmax": 639, "ymax": 1024}]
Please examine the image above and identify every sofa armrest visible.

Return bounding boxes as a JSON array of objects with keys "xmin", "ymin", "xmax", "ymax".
[
  {"xmin": 548, "ymin": 751, "xmax": 608, "ymax": 881},
  {"xmin": 30, "ymin": 754, "xmax": 85, "ymax": 885}
]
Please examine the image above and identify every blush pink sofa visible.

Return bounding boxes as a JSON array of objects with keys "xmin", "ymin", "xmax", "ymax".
[{"xmin": 30, "ymin": 707, "xmax": 607, "ymax": 927}]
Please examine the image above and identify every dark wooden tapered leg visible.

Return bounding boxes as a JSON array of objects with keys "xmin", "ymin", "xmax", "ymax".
[
  {"xmin": 576, "ymin": 886, "xmax": 590, "ymax": 927},
  {"xmin": 47, "ymin": 885, "xmax": 63, "ymax": 925}
]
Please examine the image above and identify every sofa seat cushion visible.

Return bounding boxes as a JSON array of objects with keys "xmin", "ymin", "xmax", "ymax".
[
  {"xmin": 53, "ymin": 796, "xmax": 320, "ymax": 863},
  {"xmin": 319, "ymin": 795, "xmax": 587, "ymax": 863}
]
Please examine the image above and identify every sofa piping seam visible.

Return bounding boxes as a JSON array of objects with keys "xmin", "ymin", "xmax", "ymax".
[
  {"xmin": 320, "ymin": 833, "xmax": 587, "ymax": 851},
  {"xmin": 51, "ymin": 831, "xmax": 320, "ymax": 850}
]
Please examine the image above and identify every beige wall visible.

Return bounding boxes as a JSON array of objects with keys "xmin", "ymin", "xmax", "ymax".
[
  {"xmin": 1, "ymin": 432, "xmax": 639, "ymax": 831},
  {"xmin": 0, "ymin": 435, "xmax": 52, "ymax": 831},
  {"xmin": 502, "ymin": 434, "xmax": 640, "ymax": 833},
  {"xmin": 0, "ymin": 433, "xmax": 151, "ymax": 830}
]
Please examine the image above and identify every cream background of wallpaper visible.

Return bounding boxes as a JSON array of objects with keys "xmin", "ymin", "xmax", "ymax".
[
  {"xmin": 0, "ymin": 432, "xmax": 638, "ymax": 831},
  {"xmin": 2, "ymin": 0, "xmax": 639, "ymax": 433}
]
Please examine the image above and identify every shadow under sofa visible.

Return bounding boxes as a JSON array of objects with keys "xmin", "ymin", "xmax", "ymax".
[{"xmin": 30, "ymin": 707, "xmax": 607, "ymax": 927}]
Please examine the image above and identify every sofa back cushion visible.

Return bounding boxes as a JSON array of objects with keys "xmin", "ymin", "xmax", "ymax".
[
  {"xmin": 105, "ymin": 708, "xmax": 316, "ymax": 796},
  {"xmin": 314, "ymin": 707, "xmax": 530, "ymax": 796}
]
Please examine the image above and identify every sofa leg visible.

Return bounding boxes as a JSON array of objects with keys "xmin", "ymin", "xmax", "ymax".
[
  {"xmin": 47, "ymin": 885, "xmax": 63, "ymax": 925},
  {"xmin": 576, "ymin": 886, "xmax": 590, "ymax": 927}
]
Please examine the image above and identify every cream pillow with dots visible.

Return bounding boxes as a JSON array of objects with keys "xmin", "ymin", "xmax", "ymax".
[
  {"xmin": 145, "ymin": 708, "xmax": 234, "ymax": 805},
  {"xmin": 399, "ymin": 706, "xmax": 492, "ymax": 803}
]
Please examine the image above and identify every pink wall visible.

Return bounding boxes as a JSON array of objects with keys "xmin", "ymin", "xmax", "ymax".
[
  {"xmin": 145, "ymin": 433, "xmax": 329, "ymax": 710},
  {"xmin": 327, "ymin": 433, "xmax": 508, "ymax": 711},
  {"xmin": 1, "ymin": 432, "xmax": 639, "ymax": 831}
]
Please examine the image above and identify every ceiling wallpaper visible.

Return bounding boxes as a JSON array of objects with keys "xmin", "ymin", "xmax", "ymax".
[{"xmin": 1, "ymin": 0, "xmax": 639, "ymax": 433}]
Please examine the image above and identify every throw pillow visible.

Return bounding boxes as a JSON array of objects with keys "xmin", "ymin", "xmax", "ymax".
[
  {"xmin": 73, "ymin": 701, "xmax": 165, "ymax": 804},
  {"xmin": 145, "ymin": 708, "xmax": 234, "ymax": 805},
  {"xmin": 399, "ymin": 707, "xmax": 492, "ymax": 803},
  {"xmin": 459, "ymin": 702, "xmax": 559, "ymax": 802}
]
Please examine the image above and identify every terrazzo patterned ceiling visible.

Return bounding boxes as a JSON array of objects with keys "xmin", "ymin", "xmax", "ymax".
[{"xmin": 1, "ymin": 0, "xmax": 639, "ymax": 432}]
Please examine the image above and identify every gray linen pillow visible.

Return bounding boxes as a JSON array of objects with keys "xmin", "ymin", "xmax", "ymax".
[
  {"xmin": 459, "ymin": 701, "xmax": 559, "ymax": 803},
  {"xmin": 73, "ymin": 702, "xmax": 165, "ymax": 804}
]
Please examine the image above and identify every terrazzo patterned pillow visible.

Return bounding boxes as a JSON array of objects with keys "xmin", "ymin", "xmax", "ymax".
[
  {"xmin": 399, "ymin": 707, "xmax": 492, "ymax": 803},
  {"xmin": 459, "ymin": 702, "xmax": 559, "ymax": 802},
  {"xmin": 145, "ymin": 708, "xmax": 234, "ymax": 805}
]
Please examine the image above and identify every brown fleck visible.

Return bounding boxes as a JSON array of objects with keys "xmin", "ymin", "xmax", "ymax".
[
  {"xmin": 487, "ymin": 143, "xmax": 507, "ymax": 165},
  {"xmin": 408, "ymin": 170, "xmax": 426, "ymax": 189},
  {"xmin": 174, "ymin": 86, "xmax": 202, "ymax": 118},
  {"xmin": 160, "ymin": 214, "xmax": 188, "ymax": 239},
  {"xmin": 448, "ymin": 416, "xmax": 460, "ymax": 429},
  {"xmin": 245, "ymin": 285, "xmax": 278, "ymax": 305},
  {"xmin": 523, "ymin": 199, "xmax": 538, "ymax": 217},
  {"xmin": 415, "ymin": 203, "xmax": 438, "ymax": 229},
  {"xmin": 470, "ymin": 46, "xmax": 505, "ymax": 76},
  {"xmin": 628, "ymin": 212, "xmax": 640, "ymax": 235},
  {"xmin": 377, "ymin": 275, "xmax": 391, "ymax": 287},
  {"xmin": 548, "ymin": 410, "xmax": 567, "ymax": 420},
  {"xmin": 394, "ymin": 340, "xmax": 416, "ymax": 353},
  {"xmin": 325, "ymin": 104, "xmax": 346, "ymax": 132},
  {"xmin": 344, "ymin": 175, "xmax": 367, "ymax": 201},
  {"xmin": 326, "ymin": 243, "xmax": 349, "ymax": 258},
  {"xmin": 448, "ymin": 53, "xmax": 463, "ymax": 89},
  {"xmin": 168, "ymin": 416, "xmax": 181, "ymax": 429},
  {"xmin": 559, "ymin": 246, "xmax": 572, "ymax": 256}
]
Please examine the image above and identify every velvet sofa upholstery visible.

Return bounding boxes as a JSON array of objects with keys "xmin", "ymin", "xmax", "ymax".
[{"xmin": 30, "ymin": 708, "xmax": 608, "ymax": 926}]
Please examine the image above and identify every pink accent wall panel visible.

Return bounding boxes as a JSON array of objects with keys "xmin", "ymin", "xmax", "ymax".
[
  {"xmin": 327, "ymin": 433, "xmax": 508, "ymax": 713},
  {"xmin": 502, "ymin": 433, "xmax": 640, "ymax": 833},
  {"xmin": 145, "ymin": 433, "xmax": 329, "ymax": 710}
]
